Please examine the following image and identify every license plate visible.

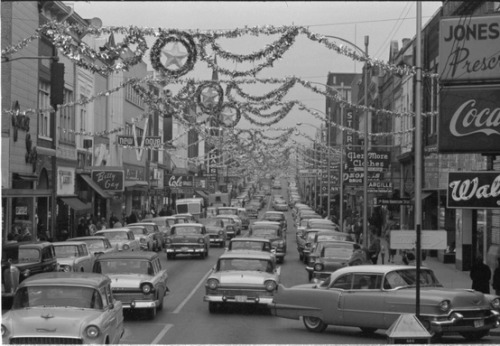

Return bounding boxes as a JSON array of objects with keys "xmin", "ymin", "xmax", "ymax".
[
  {"xmin": 235, "ymin": 295, "xmax": 247, "ymax": 302},
  {"xmin": 181, "ymin": 247, "xmax": 189, "ymax": 252},
  {"xmin": 474, "ymin": 319, "xmax": 484, "ymax": 328}
]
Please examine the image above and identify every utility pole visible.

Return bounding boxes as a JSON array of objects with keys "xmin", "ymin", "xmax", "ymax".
[{"xmin": 362, "ymin": 35, "xmax": 370, "ymax": 248}]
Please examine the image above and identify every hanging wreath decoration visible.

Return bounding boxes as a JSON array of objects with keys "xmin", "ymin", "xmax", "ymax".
[
  {"xmin": 150, "ymin": 30, "xmax": 197, "ymax": 78},
  {"xmin": 219, "ymin": 103, "xmax": 241, "ymax": 128},
  {"xmin": 195, "ymin": 81, "xmax": 224, "ymax": 114}
]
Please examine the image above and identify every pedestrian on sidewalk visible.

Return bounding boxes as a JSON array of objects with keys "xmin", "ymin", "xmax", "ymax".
[
  {"xmin": 368, "ymin": 237, "xmax": 381, "ymax": 264},
  {"xmin": 380, "ymin": 245, "xmax": 386, "ymax": 264},
  {"xmin": 492, "ymin": 257, "xmax": 500, "ymax": 295},
  {"xmin": 470, "ymin": 256, "xmax": 491, "ymax": 294}
]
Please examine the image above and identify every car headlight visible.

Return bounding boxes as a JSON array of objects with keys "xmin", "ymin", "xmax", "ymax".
[
  {"xmin": 198, "ymin": 238, "xmax": 205, "ymax": 244},
  {"xmin": 22, "ymin": 269, "xmax": 31, "ymax": 277},
  {"xmin": 491, "ymin": 298, "xmax": 500, "ymax": 309},
  {"xmin": 264, "ymin": 280, "xmax": 277, "ymax": 292},
  {"xmin": 122, "ymin": 244, "xmax": 130, "ymax": 250},
  {"xmin": 314, "ymin": 263, "xmax": 323, "ymax": 271},
  {"xmin": 206, "ymin": 278, "xmax": 219, "ymax": 290},
  {"xmin": 85, "ymin": 325, "xmax": 100, "ymax": 339},
  {"xmin": 439, "ymin": 299, "xmax": 451, "ymax": 312},
  {"xmin": 166, "ymin": 238, "xmax": 172, "ymax": 244},
  {"xmin": 141, "ymin": 283, "xmax": 154, "ymax": 294},
  {"xmin": 218, "ymin": 230, "xmax": 224, "ymax": 236}
]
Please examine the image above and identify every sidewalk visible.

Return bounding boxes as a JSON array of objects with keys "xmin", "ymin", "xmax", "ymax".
[{"xmin": 378, "ymin": 237, "xmax": 500, "ymax": 337}]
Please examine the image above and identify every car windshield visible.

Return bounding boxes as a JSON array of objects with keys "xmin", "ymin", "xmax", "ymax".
[
  {"xmin": 173, "ymin": 226, "xmax": 202, "ymax": 235},
  {"xmin": 317, "ymin": 234, "xmax": 349, "ymax": 242},
  {"xmin": 323, "ymin": 245, "xmax": 352, "ymax": 259},
  {"xmin": 130, "ymin": 228, "xmax": 146, "ymax": 236},
  {"xmin": 252, "ymin": 228, "xmax": 278, "ymax": 238},
  {"xmin": 305, "ymin": 232, "xmax": 319, "ymax": 242},
  {"xmin": 218, "ymin": 209, "xmax": 237, "ymax": 215},
  {"xmin": 264, "ymin": 214, "xmax": 282, "ymax": 222},
  {"xmin": 383, "ymin": 269, "xmax": 442, "ymax": 289},
  {"xmin": 217, "ymin": 258, "xmax": 273, "ymax": 273},
  {"xmin": 17, "ymin": 248, "xmax": 40, "ymax": 263},
  {"xmin": 84, "ymin": 239, "xmax": 107, "ymax": 251},
  {"xmin": 204, "ymin": 219, "xmax": 223, "ymax": 227},
  {"xmin": 54, "ymin": 245, "xmax": 79, "ymax": 258},
  {"xmin": 98, "ymin": 231, "xmax": 128, "ymax": 240},
  {"xmin": 95, "ymin": 259, "xmax": 153, "ymax": 275},
  {"xmin": 13, "ymin": 286, "xmax": 103, "ymax": 309},
  {"xmin": 230, "ymin": 241, "xmax": 268, "ymax": 251}
]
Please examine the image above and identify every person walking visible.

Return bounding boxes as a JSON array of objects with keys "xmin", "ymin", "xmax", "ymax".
[
  {"xmin": 492, "ymin": 258, "xmax": 500, "ymax": 295},
  {"xmin": 353, "ymin": 219, "xmax": 362, "ymax": 244},
  {"xmin": 368, "ymin": 237, "xmax": 381, "ymax": 264},
  {"xmin": 470, "ymin": 256, "xmax": 491, "ymax": 294},
  {"xmin": 380, "ymin": 245, "xmax": 386, "ymax": 264}
]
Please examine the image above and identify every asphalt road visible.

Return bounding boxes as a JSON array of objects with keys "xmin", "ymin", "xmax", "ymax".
[{"xmin": 118, "ymin": 181, "xmax": 500, "ymax": 345}]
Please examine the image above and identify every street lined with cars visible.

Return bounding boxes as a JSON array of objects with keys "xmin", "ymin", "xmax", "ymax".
[{"xmin": 3, "ymin": 178, "xmax": 500, "ymax": 344}]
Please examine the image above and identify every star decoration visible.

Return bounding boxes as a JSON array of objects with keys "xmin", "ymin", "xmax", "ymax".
[
  {"xmin": 201, "ymin": 87, "xmax": 220, "ymax": 107},
  {"xmin": 220, "ymin": 106, "xmax": 236, "ymax": 125},
  {"xmin": 162, "ymin": 41, "xmax": 188, "ymax": 69}
]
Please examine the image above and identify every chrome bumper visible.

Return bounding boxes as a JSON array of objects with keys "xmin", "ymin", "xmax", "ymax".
[
  {"xmin": 123, "ymin": 300, "xmax": 157, "ymax": 309},
  {"xmin": 204, "ymin": 295, "xmax": 273, "ymax": 305}
]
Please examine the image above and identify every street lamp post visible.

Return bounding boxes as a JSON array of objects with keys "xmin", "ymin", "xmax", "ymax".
[{"xmin": 362, "ymin": 36, "xmax": 370, "ymax": 247}]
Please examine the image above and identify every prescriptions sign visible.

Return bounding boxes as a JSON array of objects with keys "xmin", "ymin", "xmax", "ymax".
[{"xmin": 439, "ymin": 15, "xmax": 500, "ymax": 82}]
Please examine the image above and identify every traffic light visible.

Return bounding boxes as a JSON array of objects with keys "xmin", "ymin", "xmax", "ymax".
[{"xmin": 50, "ymin": 62, "xmax": 65, "ymax": 106}]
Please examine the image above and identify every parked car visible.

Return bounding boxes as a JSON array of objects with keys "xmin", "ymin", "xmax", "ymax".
[
  {"xmin": 127, "ymin": 225, "xmax": 156, "ymax": 251},
  {"xmin": 2, "ymin": 241, "xmax": 58, "ymax": 300},
  {"xmin": 68, "ymin": 236, "xmax": 116, "ymax": 257},
  {"xmin": 94, "ymin": 228, "xmax": 140, "ymax": 252},
  {"xmin": 306, "ymin": 218, "xmax": 340, "ymax": 232},
  {"xmin": 200, "ymin": 218, "xmax": 227, "ymax": 247},
  {"xmin": 305, "ymin": 241, "xmax": 357, "ymax": 281},
  {"xmin": 245, "ymin": 205, "xmax": 259, "ymax": 219},
  {"xmin": 143, "ymin": 216, "xmax": 183, "ymax": 246},
  {"xmin": 165, "ymin": 223, "xmax": 210, "ymax": 259},
  {"xmin": 249, "ymin": 221, "xmax": 286, "ymax": 263},
  {"xmin": 1, "ymin": 272, "xmax": 124, "ymax": 344},
  {"xmin": 215, "ymin": 215, "xmax": 239, "ymax": 239},
  {"xmin": 93, "ymin": 251, "xmax": 169, "ymax": 319},
  {"xmin": 271, "ymin": 265, "xmax": 500, "ymax": 340},
  {"xmin": 53, "ymin": 241, "xmax": 95, "ymax": 272},
  {"xmin": 127, "ymin": 222, "xmax": 164, "ymax": 250},
  {"xmin": 237, "ymin": 208, "xmax": 250, "ymax": 230},
  {"xmin": 262, "ymin": 211, "xmax": 287, "ymax": 232},
  {"xmin": 204, "ymin": 251, "xmax": 280, "ymax": 313}
]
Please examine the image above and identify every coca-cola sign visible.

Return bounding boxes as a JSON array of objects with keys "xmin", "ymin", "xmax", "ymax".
[
  {"xmin": 447, "ymin": 172, "xmax": 500, "ymax": 209},
  {"xmin": 438, "ymin": 85, "xmax": 500, "ymax": 153}
]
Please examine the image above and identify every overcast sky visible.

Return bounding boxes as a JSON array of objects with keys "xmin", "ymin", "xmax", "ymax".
[{"xmin": 70, "ymin": 1, "xmax": 442, "ymax": 142}]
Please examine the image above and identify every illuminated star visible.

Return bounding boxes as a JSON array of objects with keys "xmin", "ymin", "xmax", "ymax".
[
  {"xmin": 201, "ymin": 87, "xmax": 220, "ymax": 107},
  {"xmin": 162, "ymin": 42, "xmax": 188, "ymax": 69}
]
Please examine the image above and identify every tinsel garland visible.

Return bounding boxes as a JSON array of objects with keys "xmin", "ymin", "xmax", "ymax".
[{"xmin": 3, "ymin": 22, "xmax": 440, "ymax": 79}]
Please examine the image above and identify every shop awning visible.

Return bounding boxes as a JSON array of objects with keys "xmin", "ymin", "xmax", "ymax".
[
  {"xmin": 195, "ymin": 189, "xmax": 209, "ymax": 199},
  {"xmin": 80, "ymin": 174, "xmax": 112, "ymax": 198},
  {"xmin": 60, "ymin": 197, "xmax": 91, "ymax": 211},
  {"xmin": 124, "ymin": 181, "xmax": 149, "ymax": 189}
]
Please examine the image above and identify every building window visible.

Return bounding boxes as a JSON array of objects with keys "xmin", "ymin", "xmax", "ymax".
[
  {"xmin": 38, "ymin": 81, "xmax": 51, "ymax": 139},
  {"xmin": 125, "ymin": 123, "xmax": 144, "ymax": 139},
  {"xmin": 60, "ymin": 89, "xmax": 74, "ymax": 144},
  {"xmin": 125, "ymin": 80, "xmax": 145, "ymax": 109}
]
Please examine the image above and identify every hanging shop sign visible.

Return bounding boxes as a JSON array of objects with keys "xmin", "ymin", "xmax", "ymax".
[
  {"xmin": 165, "ymin": 174, "xmax": 194, "ymax": 189},
  {"xmin": 447, "ymin": 171, "xmax": 500, "ymax": 209},
  {"xmin": 438, "ymin": 85, "xmax": 500, "ymax": 153},
  {"xmin": 345, "ymin": 149, "xmax": 391, "ymax": 172},
  {"xmin": 91, "ymin": 169, "xmax": 124, "ymax": 192},
  {"xmin": 439, "ymin": 15, "xmax": 500, "ymax": 82}
]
